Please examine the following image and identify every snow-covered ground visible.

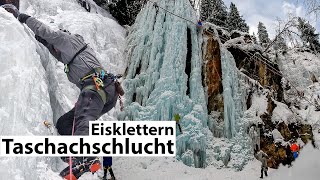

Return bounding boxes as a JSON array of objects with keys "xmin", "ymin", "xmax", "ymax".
[{"xmin": 106, "ymin": 143, "xmax": 319, "ymax": 180}]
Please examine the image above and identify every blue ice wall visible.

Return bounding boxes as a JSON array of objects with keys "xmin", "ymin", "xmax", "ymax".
[{"xmin": 120, "ymin": 0, "xmax": 208, "ymax": 167}]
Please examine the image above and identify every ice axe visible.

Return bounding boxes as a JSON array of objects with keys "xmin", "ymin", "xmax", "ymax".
[{"xmin": 174, "ymin": 113, "xmax": 183, "ymax": 134}]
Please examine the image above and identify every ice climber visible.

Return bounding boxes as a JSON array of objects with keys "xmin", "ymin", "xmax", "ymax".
[
  {"xmin": 255, "ymin": 149, "xmax": 269, "ymax": 179},
  {"xmin": 4, "ymin": 5, "xmax": 122, "ymax": 180}
]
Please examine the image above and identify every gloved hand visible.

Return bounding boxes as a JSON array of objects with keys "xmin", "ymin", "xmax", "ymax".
[
  {"xmin": 18, "ymin": 13, "xmax": 31, "ymax": 23},
  {"xmin": 1, "ymin": 4, "xmax": 20, "ymax": 18}
]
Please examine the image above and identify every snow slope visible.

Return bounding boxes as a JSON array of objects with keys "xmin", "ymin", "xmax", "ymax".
[{"xmin": 112, "ymin": 143, "xmax": 320, "ymax": 180}]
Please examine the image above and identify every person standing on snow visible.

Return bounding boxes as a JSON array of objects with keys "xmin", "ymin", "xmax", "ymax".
[
  {"xmin": 4, "ymin": 6, "xmax": 122, "ymax": 180},
  {"xmin": 290, "ymin": 141, "xmax": 300, "ymax": 160},
  {"xmin": 255, "ymin": 149, "xmax": 269, "ymax": 179}
]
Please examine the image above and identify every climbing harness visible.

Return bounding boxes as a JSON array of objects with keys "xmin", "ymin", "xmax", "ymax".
[
  {"xmin": 80, "ymin": 68, "xmax": 124, "ymax": 105},
  {"xmin": 81, "ymin": 68, "xmax": 107, "ymax": 104},
  {"xmin": 64, "ymin": 44, "xmax": 88, "ymax": 73}
]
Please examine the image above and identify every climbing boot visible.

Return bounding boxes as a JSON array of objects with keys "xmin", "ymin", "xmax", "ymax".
[{"xmin": 60, "ymin": 157, "xmax": 101, "ymax": 180}]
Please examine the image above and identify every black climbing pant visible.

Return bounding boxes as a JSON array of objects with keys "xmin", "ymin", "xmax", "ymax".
[
  {"xmin": 260, "ymin": 167, "xmax": 268, "ymax": 178},
  {"xmin": 56, "ymin": 77, "xmax": 118, "ymax": 136}
]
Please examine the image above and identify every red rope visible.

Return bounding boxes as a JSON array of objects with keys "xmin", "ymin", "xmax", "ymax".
[{"xmin": 69, "ymin": 104, "xmax": 77, "ymax": 180}]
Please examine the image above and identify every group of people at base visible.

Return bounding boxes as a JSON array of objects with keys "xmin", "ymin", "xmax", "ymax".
[{"xmin": 255, "ymin": 141, "xmax": 300, "ymax": 179}]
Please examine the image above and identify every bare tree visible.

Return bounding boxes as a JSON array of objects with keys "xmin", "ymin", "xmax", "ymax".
[
  {"xmin": 302, "ymin": 0, "xmax": 320, "ymax": 15},
  {"xmin": 262, "ymin": 16, "xmax": 298, "ymax": 53}
]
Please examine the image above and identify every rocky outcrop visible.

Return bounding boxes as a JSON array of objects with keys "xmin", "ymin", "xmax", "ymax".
[
  {"xmin": 202, "ymin": 28, "xmax": 225, "ymax": 138},
  {"xmin": 222, "ymin": 33, "xmax": 314, "ymax": 168},
  {"xmin": 202, "ymin": 25, "xmax": 315, "ymax": 169},
  {"xmin": 259, "ymin": 98, "xmax": 314, "ymax": 168},
  {"xmin": 227, "ymin": 46, "xmax": 284, "ymax": 102},
  {"xmin": 202, "ymin": 29, "xmax": 224, "ymax": 115}
]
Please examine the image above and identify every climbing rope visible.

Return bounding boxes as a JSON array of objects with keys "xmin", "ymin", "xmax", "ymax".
[
  {"xmin": 149, "ymin": 0, "xmax": 199, "ymax": 26},
  {"xmin": 69, "ymin": 103, "xmax": 78, "ymax": 180}
]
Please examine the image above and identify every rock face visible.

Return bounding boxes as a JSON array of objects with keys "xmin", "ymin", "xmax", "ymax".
[
  {"xmin": 202, "ymin": 26, "xmax": 314, "ymax": 169},
  {"xmin": 260, "ymin": 108, "xmax": 313, "ymax": 168},
  {"xmin": 226, "ymin": 47, "xmax": 283, "ymax": 102},
  {"xmin": 202, "ymin": 28, "xmax": 225, "ymax": 139},
  {"xmin": 228, "ymin": 46, "xmax": 314, "ymax": 168},
  {"xmin": 203, "ymin": 29, "xmax": 224, "ymax": 115}
]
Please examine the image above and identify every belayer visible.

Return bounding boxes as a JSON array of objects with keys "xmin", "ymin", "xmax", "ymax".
[
  {"xmin": 290, "ymin": 142, "xmax": 300, "ymax": 160},
  {"xmin": 3, "ymin": 4, "xmax": 122, "ymax": 180},
  {"xmin": 254, "ymin": 149, "xmax": 269, "ymax": 179}
]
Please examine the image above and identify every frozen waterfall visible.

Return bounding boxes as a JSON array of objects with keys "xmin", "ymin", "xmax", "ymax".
[{"xmin": 120, "ymin": 0, "xmax": 208, "ymax": 168}]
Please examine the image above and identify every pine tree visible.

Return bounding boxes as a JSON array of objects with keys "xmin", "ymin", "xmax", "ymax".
[
  {"xmin": 93, "ymin": 0, "xmax": 108, "ymax": 6},
  {"xmin": 108, "ymin": 0, "xmax": 146, "ymax": 26},
  {"xmin": 226, "ymin": 2, "xmax": 249, "ymax": 32},
  {"xmin": 200, "ymin": 0, "xmax": 228, "ymax": 27},
  {"xmin": 257, "ymin": 22, "xmax": 270, "ymax": 45},
  {"xmin": 239, "ymin": 18, "xmax": 249, "ymax": 32},
  {"xmin": 297, "ymin": 17, "xmax": 320, "ymax": 52},
  {"xmin": 252, "ymin": 32, "xmax": 258, "ymax": 44},
  {"xmin": 208, "ymin": 0, "xmax": 228, "ymax": 27},
  {"xmin": 273, "ymin": 34, "xmax": 287, "ymax": 51},
  {"xmin": 200, "ymin": 0, "xmax": 211, "ymax": 21}
]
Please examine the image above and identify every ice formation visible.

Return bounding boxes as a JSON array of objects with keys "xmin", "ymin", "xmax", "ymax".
[
  {"xmin": 0, "ymin": 8, "xmax": 57, "ymax": 179},
  {"xmin": 119, "ymin": 0, "xmax": 208, "ymax": 168},
  {"xmin": 220, "ymin": 47, "xmax": 246, "ymax": 139}
]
